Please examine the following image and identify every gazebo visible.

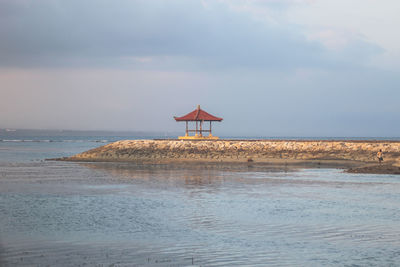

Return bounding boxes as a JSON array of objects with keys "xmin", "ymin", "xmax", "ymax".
[{"xmin": 174, "ymin": 105, "xmax": 223, "ymax": 139}]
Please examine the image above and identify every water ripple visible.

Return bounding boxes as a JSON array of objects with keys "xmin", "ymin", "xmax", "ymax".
[{"xmin": 1, "ymin": 162, "xmax": 400, "ymax": 266}]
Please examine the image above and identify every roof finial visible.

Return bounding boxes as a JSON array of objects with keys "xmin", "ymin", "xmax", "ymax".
[{"xmin": 197, "ymin": 104, "xmax": 200, "ymax": 110}]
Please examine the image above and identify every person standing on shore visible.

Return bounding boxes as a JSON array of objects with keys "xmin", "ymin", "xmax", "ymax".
[{"xmin": 377, "ymin": 149, "xmax": 383, "ymax": 164}]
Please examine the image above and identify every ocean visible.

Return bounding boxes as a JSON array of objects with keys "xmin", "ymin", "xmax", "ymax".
[{"xmin": 1, "ymin": 130, "xmax": 400, "ymax": 266}]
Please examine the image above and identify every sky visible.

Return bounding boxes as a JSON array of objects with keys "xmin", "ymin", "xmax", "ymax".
[{"xmin": 0, "ymin": 0, "xmax": 399, "ymax": 137}]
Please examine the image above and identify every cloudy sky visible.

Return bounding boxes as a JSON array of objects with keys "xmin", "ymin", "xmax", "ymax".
[{"xmin": 0, "ymin": 0, "xmax": 399, "ymax": 137}]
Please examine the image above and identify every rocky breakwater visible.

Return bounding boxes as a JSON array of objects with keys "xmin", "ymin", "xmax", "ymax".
[{"xmin": 63, "ymin": 140, "xmax": 400, "ymax": 171}]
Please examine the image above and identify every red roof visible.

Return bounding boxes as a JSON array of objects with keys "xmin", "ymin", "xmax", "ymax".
[{"xmin": 174, "ymin": 105, "xmax": 223, "ymax": 121}]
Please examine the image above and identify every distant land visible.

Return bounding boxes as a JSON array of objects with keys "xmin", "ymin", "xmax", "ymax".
[
  {"xmin": 0, "ymin": 128, "xmax": 399, "ymax": 141},
  {"xmin": 0, "ymin": 128, "xmax": 180, "ymax": 138}
]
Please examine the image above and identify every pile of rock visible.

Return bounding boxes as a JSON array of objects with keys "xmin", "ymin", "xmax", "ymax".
[{"xmin": 67, "ymin": 139, "xmax": 400, "ymax": 163}]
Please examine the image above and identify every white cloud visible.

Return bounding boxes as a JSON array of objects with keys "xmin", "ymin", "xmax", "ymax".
[
  {"xmin": 221, "ymin": 0, "xmax": 400, "ymax": 70},
  {"xmin": 285, "ymin": 0, "xmax": 400, "ymax": 69}
]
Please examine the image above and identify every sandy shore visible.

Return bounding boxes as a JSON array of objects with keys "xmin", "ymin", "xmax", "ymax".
[{"xmin": 56, "ymin": 139, "xmax": 400, "ymax": 174}]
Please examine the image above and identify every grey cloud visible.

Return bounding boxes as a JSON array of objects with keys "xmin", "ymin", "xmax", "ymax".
[{"xmin": 0, "ymin": 0, "xmax": 381, "ymax": 69}]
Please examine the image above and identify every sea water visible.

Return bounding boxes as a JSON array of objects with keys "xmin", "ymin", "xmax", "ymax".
[{"xmin": 1, "ymin": 132, "xmax": 400, "ymax": 266}]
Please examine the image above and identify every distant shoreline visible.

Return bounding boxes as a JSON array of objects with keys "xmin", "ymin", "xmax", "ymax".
[
  {"xmin": 1, "ymin": 128, "xmax": 400, "ymax": 141},
  {"xmin": 153, "ymin": 138, "xmax": 400, "ymax": 143}
]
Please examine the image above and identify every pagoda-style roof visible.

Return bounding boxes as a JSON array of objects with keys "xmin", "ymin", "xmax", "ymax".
[{"xmin": 174, "ymin": 105, "xmax": 223, "ymax": 121}]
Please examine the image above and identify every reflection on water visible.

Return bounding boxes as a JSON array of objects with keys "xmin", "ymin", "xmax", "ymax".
[{"xmin": 1, "ymin": 161, "xmax": 400, "ymax": 266}]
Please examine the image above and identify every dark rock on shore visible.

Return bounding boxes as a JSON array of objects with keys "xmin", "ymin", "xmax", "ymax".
[{"xmin": 347, "ymin": 164, "xmax": 400, "ymax": 175}]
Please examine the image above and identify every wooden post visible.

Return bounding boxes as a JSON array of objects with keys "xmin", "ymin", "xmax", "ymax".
[
  {"xmin": 196, "ymin": 121, "xmax": 198, "ymax": 136},
  {"xmin": 210, "ymin": 121, "xmax": 212, "ymax": 136},
  {"xmin": 186, "ymin": 121, "xmax": 188, "ymax": 136},
  {"xmin": 200, "ymin": 120, "xmax": 203, "ymax": 136}
]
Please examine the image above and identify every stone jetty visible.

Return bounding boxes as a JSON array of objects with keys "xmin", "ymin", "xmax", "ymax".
[{"xmin": 62, "ymin": 140, "xmax": 400, "ymax": 172}]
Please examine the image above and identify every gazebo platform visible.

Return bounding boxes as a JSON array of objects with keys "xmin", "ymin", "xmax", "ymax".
[{"xmin": 178, "ymin": 134, "xmax": 220, "ymax": 140}]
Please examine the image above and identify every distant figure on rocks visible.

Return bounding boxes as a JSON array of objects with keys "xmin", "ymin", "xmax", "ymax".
[{"xmin": 377, "ymin": 149, "xmax": 383, "ymax": 164}]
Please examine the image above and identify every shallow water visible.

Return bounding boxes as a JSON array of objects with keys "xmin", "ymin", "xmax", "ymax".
[
  {"xmin": 1, "ymin": 160, "xmax": 400, "ymax": 266},
  {"xmin": 1, "ymin": 137, "xmax": 400, "ymax": 266}
]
